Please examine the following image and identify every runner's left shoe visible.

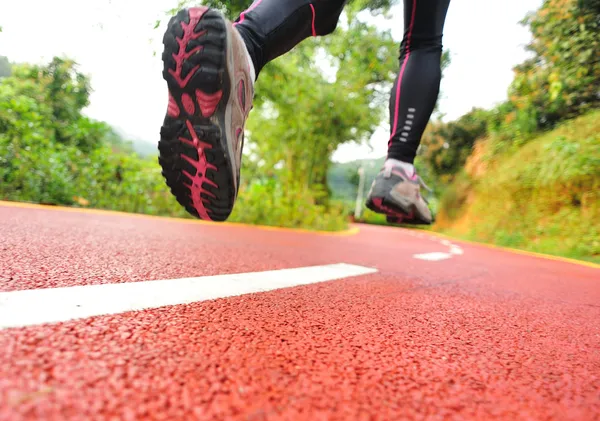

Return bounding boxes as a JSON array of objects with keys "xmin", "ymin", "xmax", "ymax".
[{"xmin": 158, "ymin": 7, "xmax": 254, "ymax": 221}]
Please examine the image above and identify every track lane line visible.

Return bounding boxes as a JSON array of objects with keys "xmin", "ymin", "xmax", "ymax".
[
  {"xmin": 413, "ymin": 252, "xmax": 453, "ymax": 261},
  {"xmin": 412, "ymin": 237, "xmax": 464, "ymax": 261},
  {"xmin": 0, "ymin": 263, "xmax": 377, "ymax": 330}
]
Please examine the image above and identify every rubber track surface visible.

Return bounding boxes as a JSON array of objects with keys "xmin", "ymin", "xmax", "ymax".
[{"xmin": 1, "ymin": 204, "xmax": 599, "ymax": 420}]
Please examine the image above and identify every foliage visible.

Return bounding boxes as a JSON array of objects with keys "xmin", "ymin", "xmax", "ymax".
[
  {"xmin": 421, "ymin": 0, "xmax": 600, "ymax": 261},
  {"xmin": 485, "ymin": 0, "xmax": 600, "ymax": 147},
  {"xmin": 0, "ymin": 57, "xmax": 188, "ymax": 217},
  {"xmin": 418, "ymin": 107, "xmax": 490, "ymax": 182},
  {"xmin": 3, "ymin": 0, "xmax": 413, "ymax": 231},
  {"xmin": 417, "ymin": 0, "xmax": 599, "ymax": 184},
  {"xmin": 0, "ymin": 55, "xmax": 350, "ymax": 230},
  {"xmin": 241, "ymin": 21, "xmax": 400, "ymax": 210},
  {"xmin": 395, "ymin": 0, "xmax": 600, "ymax": 263},
  {"xmin": 5, "ymin": 0, "xmax": 597, "ymax": 243},
  {"xmin": 512, "ymin": 0, "xmax": 599, "ymax": 124},
  {"xmin": 158, "ymin": 0, "xmax": 412, "ymax": 223},
  {"xmin": 159, "ymin": 0, "xmax": 399, "ymax": 25},
  {"xmin": 228, "ymin": 179, "xmax": 348, "ymax": 231},
  {"xmin": 435, "ymin": 111, "xmax": 600, "ymax": 262},
  {"xmin": 0, "ymin": 58, "xmax": 105, "ymax": 153}
]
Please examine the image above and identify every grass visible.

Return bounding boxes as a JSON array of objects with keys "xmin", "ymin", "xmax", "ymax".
[{"xmin": 434, "ymin": 110, "xmax": 600, "ymax": 263}]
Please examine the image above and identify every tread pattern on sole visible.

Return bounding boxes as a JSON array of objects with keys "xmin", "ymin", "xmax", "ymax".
[
  {"xmin": 366, "ymin": 195, "xmax": 431, "ymax": 226},
  {"xmin": 365, "ymin": 172, "xmax": 432, "ymax": 225},
  {"xmin": 158, "ymin": 7, "xmax": 235, "ymax": 222}
]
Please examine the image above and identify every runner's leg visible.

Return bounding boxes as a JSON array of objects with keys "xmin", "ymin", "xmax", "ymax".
[
  {"xmin": 234, "ymin": 0, "xmax": 350, "ymax": 78},
  {"xmin": 387, "ymin": 0, "xmax": 451, "ymax": 163},
  {"xmin": 366, "ymin": 0, "xmax": 451, "ymax": 225}
]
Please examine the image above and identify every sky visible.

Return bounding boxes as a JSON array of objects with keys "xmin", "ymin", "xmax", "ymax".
[{"xmin": 0, "ymin": 0, "xmax": 542, "ymax": 163}]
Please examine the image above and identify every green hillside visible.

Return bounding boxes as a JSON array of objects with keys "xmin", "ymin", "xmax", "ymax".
[{"xmin": 435, "ymin": 111, "xmax": 600, "ymax": 263}]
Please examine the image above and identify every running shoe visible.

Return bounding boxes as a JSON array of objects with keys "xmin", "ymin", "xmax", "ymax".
[
  {"xmin": 159, "ymin": 7, "xmax": 254, "ymax": 221},
  {"xmin": 366, "ymin": 160, "xmax": 433, "ymax": 225}
]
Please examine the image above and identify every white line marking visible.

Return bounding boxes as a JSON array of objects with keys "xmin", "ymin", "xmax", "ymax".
[
  {"xmin": 413, "ymin": 252, "xmax": 453, "ymax": 261},
  {"xmin": 0, "ymin": 263, "xmax": 377, "ymax": 330},
  {"xmin": 450, "ymin": 245, "xmax": 464, "ymax": 255},
  {"xmin": 411, "ymin": 233, "xmax": 464, "ymax": 262}
]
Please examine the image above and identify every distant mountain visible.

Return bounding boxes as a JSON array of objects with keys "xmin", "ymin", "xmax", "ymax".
[
  {"xmin": 0, "ymin": 56, "xmax": 11, "ymax": 78},
  {"xmin": 130, "ymin": 139, "xmax": 159, "ymax": 157},
  {"xmin": 110, "ymin": 126, "xmax": 158, "ymax": 158}
]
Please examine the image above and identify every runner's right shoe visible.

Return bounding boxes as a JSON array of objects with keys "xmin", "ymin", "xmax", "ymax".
[
  {"xmin": 366, "ymin": 160, "xmax": 434, "ymax": 225},
  {"xmin": 159, "ymin": 7, "xmax": 254, "ymax": 221}
]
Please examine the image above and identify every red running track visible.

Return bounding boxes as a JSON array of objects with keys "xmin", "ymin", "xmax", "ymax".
[{"xmin": 1, "ymin": 203, "xmax": 599, "ymax": 420}]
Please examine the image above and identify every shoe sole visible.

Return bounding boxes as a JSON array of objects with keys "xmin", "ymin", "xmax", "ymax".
[
  {"xmin": 366, "ymin": 196, "xmax": 432, "ymax": 225},
  {"xmin": 159, "ymin": 7, "xmax": 236, "ymax": 221}
]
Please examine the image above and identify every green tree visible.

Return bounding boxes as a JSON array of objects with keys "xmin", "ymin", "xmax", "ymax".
[
  {"xmin": 1, "ymin": 58, "xmax": 104, "ymax": 152},
  {"xmin": 161, "ymin": 0, "xmax": 399, "ymax": 24},
  {"xmin": 0, "ymin": 59, "xmax": 105, "ymax": 202},
  {"xmin": 157, "ymin": 1, "xmax": 450, "ymax": 226},
  {"xmin": 419, "ymin": 107, "xmax": 490, "ymax": 182},
  {"xmin": 162, "ymin": 0, "xmax": 440, "ymax": 199},
  {"xmin": 508, "ymin": 0, "xmax": 599, "ymax": 132},
  {"xmin": 243, "ymin": 19, "xmax": 399, "ymax": 201},
  {"xmin": 419, "ymin": 0, "xmax": 599, "ymax": 179},
  {"xmin": 0, "ymin": 56, "xmax": 187, "ymax": 217}
]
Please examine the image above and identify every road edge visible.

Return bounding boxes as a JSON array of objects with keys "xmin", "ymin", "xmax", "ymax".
[
  {"xmin": 0, "ymin": 200, "xmax": 360, "ymax": 237},
  {"xmin": 424, "ymin": 228, "xmax": 600, "ymax": 270}
]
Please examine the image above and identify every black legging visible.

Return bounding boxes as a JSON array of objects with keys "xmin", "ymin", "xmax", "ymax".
[{"xmin": 234, "ymin": 0, "xmax": 451, "ymax": 164}]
